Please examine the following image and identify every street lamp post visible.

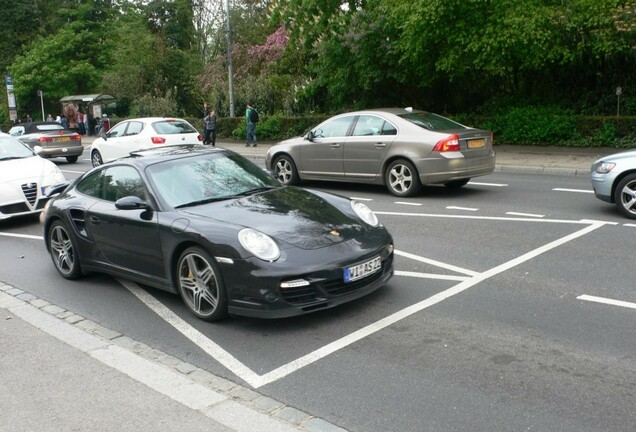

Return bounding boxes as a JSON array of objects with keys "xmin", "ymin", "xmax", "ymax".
[
  {"xmin": 616, "ymin": 86, "xmax": 622, "ymax": 117},
  {"xmin": 225, "ymin": 0, "xmax": 235, "ymax": 117},
  {"xmin": 37, "ymin": 89, "xmax": 44, "ymax": 121}
]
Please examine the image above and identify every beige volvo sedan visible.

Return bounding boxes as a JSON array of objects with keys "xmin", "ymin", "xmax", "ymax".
[{"xmin": 265, "ymin": 108, "xmax": 496, "ymax": 197}]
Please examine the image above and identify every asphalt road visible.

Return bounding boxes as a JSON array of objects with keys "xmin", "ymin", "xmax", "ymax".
[{"xmin": 1, "ymin": 150, "xmax": 635, "ymax": 432}]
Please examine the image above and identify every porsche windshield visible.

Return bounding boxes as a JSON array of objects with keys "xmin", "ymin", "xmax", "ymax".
[{"xmin": 146, "ymin": 152, "xmax": 280, "ymax": 208}]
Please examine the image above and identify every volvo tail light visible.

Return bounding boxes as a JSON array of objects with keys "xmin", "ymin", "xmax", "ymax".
[{"xmin": 433, "ymin": 134, "xmax": 460, "ymax": 152}]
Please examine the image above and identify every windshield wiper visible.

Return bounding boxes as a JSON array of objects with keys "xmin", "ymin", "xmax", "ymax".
[
  {"xmin": 174, "ymin": 196, "xmax": 232, "ymax": 208},
  {"xmin": 232, "ymin": 186, "xmax": 278, "ymax": 197}
]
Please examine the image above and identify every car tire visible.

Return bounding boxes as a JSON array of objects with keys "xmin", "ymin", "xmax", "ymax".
[
  {"xmin": 176, "ymin": 247, "xmax": 228, "ymax": 321},
  {"xmin": 91, "ymin": 150, "xmax": 103, "ymax": 167},
  {"xmin": 273, "ymin": 155, "xmax": 300, "ymax": 186},
  {"xmin": 613, "ymin": 173, "xmax": 636, "ymax": 219},
  {"xmin": 66, "ymin": 156, "xmax": 78, "ymax": 163},
  {"xmin": 444, "ymin": 179, "xmax": 470, "ymax": 189},
  {"xmin": 48, "ymin": 220, "xmax": 82, "ymax": 279},
  {"xmin": 385, "ymin": 159, "xmax": 422, "ymax": 197}
]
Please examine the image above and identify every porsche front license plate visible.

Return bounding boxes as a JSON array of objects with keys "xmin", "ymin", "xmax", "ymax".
[{"xmin": 344, "ymin": 256, "xmax": 381, "ymax": 283}]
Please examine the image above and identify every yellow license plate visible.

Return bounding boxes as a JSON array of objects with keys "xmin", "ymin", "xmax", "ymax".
[
  {"xmin": 55, "ymin": 136, "xmax": 71, "ymax": 142},
  {"xmin": 467, "ymin": 138, "xmax": 485, "ymax": 149}
]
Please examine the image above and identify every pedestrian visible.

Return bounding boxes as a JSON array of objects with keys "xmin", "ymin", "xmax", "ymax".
[
  {"xmin": 77, "ymin": 110, "xmax": 86, "ymax": 135},
  {"xmin": 204, "ymin": 110, "xmax": 217, "ymax": 146},
  {"xmin": 84, "ymin": 111, "xmax": 90, "ymax": 136},
  {"xmin": 46, "ymin": 113, "xmax": 53, "ymax": 122},
  {"xmin": 26, "ymin": 114, "xmax": 32, "ymax": 122},
  {"xmin": 245, "ymin": 102, "xmax": 258, "ymax": 147},
  {"xmin": 60, "ymin": 114, "xmax": 69, "ymax": 129}
]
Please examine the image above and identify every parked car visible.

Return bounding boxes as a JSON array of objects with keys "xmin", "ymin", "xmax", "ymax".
[
  {"xmin": 0, "ymin": 133, "xmax": 66, "ymax": 221},
  {"xmin": 8, "ymin": 121, "xmax": 83, "ymax": 163},
  {"xmin": 42, "ymin": 145, "xmax": 394, "ymax": 321},
  {"xmin": 591, "ymin": 150, "xmax": 636, "ymax": 219},
  {"xmin": 89, "ymin": 117, "xmax": 203, "ymax": 167},
  {"xmin": 265, "ymin": 108, "xmax": 495, "ymax": 197}
]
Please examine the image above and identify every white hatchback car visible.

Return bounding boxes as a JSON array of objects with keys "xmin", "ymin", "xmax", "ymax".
[
  {"xmin": 0, "ymin": 133, "xmax": 66, "ymax": 221},
  {"xmin": 89, "ymin": 117, "xmax": 203, "ymax": 167}
]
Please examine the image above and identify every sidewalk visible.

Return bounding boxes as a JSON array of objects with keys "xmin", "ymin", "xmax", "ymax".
[{"xmin": 0, "ymin": 285, "xmax": 344, "ymax": 432}]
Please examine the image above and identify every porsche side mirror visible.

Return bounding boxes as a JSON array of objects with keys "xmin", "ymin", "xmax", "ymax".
[
  {"xmin": 115, "ymin": 196, "xmax": 150, "ymax": 210},
  {"xmin": 43, "ymin": 182, "xmax": 70, "ymax": 197}
]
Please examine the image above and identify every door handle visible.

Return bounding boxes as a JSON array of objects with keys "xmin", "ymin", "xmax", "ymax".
[
  {"xmin": 88, "ymin": 215, "xmax": 101, "ymax": 225},
  {"xmin": 375, "ymin": 143, "xmax": 386, "ymax": 147},
  {"xmin": 330, "ymin": 143, "xmax": 340, "ymax": 148}
]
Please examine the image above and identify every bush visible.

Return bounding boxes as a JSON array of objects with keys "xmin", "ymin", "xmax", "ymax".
[{"xmin": 484, "ymin": 106, "xmax": 579, "ymax": 145}]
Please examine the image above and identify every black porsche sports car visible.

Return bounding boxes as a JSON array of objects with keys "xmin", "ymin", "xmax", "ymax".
[{"xmin": 42, "ymin": 145, "xmax": 394, "ymax": 321}]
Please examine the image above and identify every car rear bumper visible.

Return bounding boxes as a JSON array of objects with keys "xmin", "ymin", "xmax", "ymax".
[
  {"xmin": 41, "ymin": 145, "xmax": 84, "ymax": 158},
  {"xmin": 416, "ymin": 150, "xmax": 496, "ymax": 184}
]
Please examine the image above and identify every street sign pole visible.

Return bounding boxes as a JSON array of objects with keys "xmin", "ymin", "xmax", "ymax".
[{"xmin": 37, "ymin": 89, "xmax": 45, "ymax": 121}]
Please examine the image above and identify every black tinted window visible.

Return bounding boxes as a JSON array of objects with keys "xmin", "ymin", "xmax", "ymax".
[
  {"xmin": 76, "ymin": 171, "xmax": 103, "ymax": 198},
  {"xmin": 102, "ymin": 166, "xmax": 146, "ymax": 202}
]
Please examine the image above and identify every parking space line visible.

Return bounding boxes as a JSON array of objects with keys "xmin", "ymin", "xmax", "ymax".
[
  {"xmin": 118, "ymin": 221, "xmax": 606, "ymax": 389},
  {"xmin": 394, "ymin": 202, "xmax": 422, "ymax": 206},
  {"xmin": 394, "ymin": 249, "xmax": 478, "ymax": 276},
  {"xmin": 0, "ymin": 232, "xmax": 43, "ymax": 240},
  {"xmin": 446, "ymin": 206, "xmax": 479, "ymax": 211},
  {"xmin": 553, "ymin": 188, "xmax": 594, "ymax": 194},
  {"xmin": 469, "ymin": 181, "xmax": 508, "ymax": 187},
  {"xmin": 506, "ymin": 212, "xmax": 545, "ymax": 218},
  {"xmin": 577, "ymin": 294, "xmax": 636, "ymax": 311},
  {"xmin": 350, "ymin": 197, "xmax": 373, "ymax": 201},
  {"xmin": 375, "ymin": 211, "xmax": 595, "ymax": 225},
  {"xmin": 395, "ymin": 270, "xmax": 468, "ymax": 281},
  {"xmin": 623, "ymin": 223, "xmax": 636, "ymax": 228}
]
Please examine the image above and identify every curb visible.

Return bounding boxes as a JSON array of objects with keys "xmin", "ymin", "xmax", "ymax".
[{"xmin": 0, "ymin": 281, "xmax": 348, "ymax": 432}]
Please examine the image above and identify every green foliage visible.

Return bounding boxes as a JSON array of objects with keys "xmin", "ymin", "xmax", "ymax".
[
  {"xmin": 485, "ymin": 106, "xmax": 580, "ymax": 145},
  {"xmin": 130, "ymin": 92, "xmax": 180, "ymax": 117}
]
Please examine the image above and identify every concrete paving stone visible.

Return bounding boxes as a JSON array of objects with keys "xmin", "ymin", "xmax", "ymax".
[
  {"xmin": 252, "ymin": 395, "xmax": 285, "ymax": 413},
  {"xmin": 16, "ymin": 293, "xmax": 37, "ymax": 302},
  {"xmin": 205, "ymin": 400, "xmax": 301, "ymax": 432},
  {"xmin": 75, "ymin": 319, "xmax": 102, "ymax": 332},
  {"xmin": 229, "ymin": 386, "xmax": 261, "ymax": 402},
  {"xmin": 274, "ymin": 407, "xmax": 310, "ymax": 426},
  {"xmin": 189, "ymin": 369, "xmax": 216, "ymax": 385},
  {"xmin": 6, "ymin": 288, "xmax": 24, "ymax": 296},
  {"xmin": 63, "ymin": 314, "xmax": 84, "ymax": 324},
  {"xmin": 56, "ymin": 310, "xmax": 75, "ymax": 320},
  {"xmin": 93, "ymin": 326, "xmax": 122, "ymax": 340},
  {"xmin": 0, "ymin": 282, "xmax": 12, "ymax": 291},
  {"xmin": 29, "ymin": 298, "xmax": 50, "ymax": 308},
  {"xmin": 144, "ymin": 348, "xmax": 167, "ymax": 361},
  {"xmin": 175, "ymin": 362, "xmax": 198, "ymax": 375},
  {"xmin": 112, "ymin": 336, "xmax": 151, "ymax": 354},
  {"xmin": 208, "ymin": 374, "xmax": 238, "ymax": 392},
  {"xmin": 158, "ymin": 354, "xmax": 182, "ymax": 366},
  {"xmin": 0, "ymin": 292, "xmax": 25, "ymax": 308},
  {"xmin": 41, "ymin": 304, "xmax": 65, "ymax": 315},
  {"xmin": 302, "ymin": 418, "xmax": 348, "ymax": 432}
]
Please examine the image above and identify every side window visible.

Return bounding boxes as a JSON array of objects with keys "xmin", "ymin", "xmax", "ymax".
[
  {"xmin": 352, "ymin": 115, "xmax": 387, "ymax": 137},
  {"xmin": 125, "ymin": 121, "xmax": 143, "ymax": 136},
  {"xmin": 101, "ymin": 166, "xmax": 147, "ymax": 202},
  {"xmin": 314, "ymin": 116, "xmax": 353, "ymax": 138},
  {"xmin": 76, "ymin": 170, "xmax": 104, "ymax": 198},
  {"xmin": 106, "ymin": 122, "xmax": 127, "ymax": 138},
  {"xmin": 382, "ymin": 121, "xmax": 397, "ymax": 136}
]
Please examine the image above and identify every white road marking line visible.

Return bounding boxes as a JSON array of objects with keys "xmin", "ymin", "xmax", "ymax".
[
  {"xmin": 577, "ymin": 295, "xmax": 636, "ymax": 311},
  {"xmin": 120, "ymin": 221, "xmax": 605, "ymax": 388},
  {"xmin": 446, "ymin": 206, "xmax": 479, "ymax": 212},
  {"xmin": 624, "ymin": 223, "xmax": 636, "ymax": 228},
  {"xmin": 375, "ymin": 211, "xmax": 597, "ymax": 225},
  {"xmin": 395, "ymin": 202, "xmax": 422, "ymax": 206},
  {"xmin": 553, "ymin": 188, "xmax": 594, "ymax": 194},
  {"xmin": 394, "ymin": 249, "xmax": 478, "ymax": 276},
  {"xmin": 580, "ymin": 219, "xmax": 619, "ymax": 225},
  {"xmin": 506, "ymin": 212, "xmax": 545, "ymax": 218},
  {"xmin": 395, "ymin": 270, "xmax": 468, "ymax": 281},
  {"xmin": 0, "ymin": 232, "xmax": 43, "ymax": 240},
  {"xmin": 469, "ymin": 181, "xmax": 508, "ymax": 187},
  {"xmin": 117, "ymin": 278, "xmax": 263, "ymax": 387},
  {"xmin": 60, "ymin": 170, "xmax": 85, "ymax": 174},
  {"xmin": 350, "ymin": 197, "xmax": 373, "ymax": 201}
]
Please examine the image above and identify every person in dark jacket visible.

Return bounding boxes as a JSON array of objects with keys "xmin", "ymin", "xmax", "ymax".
[{"xmin": 204, "ymin": 110, "xmax": 216, "ymax": 146}]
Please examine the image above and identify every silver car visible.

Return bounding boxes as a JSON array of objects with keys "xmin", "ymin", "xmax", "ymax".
[
  {"xmin": 591, "ymin": 150, "xmax": 636, "ymax": 219},
  {"xmin": 265, "ymin": 108, "xmax": 495, "ymax": 196},
  {"xmin": 9, "ymin": 121, "xmax": 83, "ymax": 163}
]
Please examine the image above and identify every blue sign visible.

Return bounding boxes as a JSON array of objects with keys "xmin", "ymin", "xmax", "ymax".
[{"xmin": 5, "ymin": 75, "xmax": 13, "ymax": 86}]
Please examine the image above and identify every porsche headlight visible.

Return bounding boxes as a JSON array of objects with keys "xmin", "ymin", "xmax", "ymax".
[
  {"xmin": 238, "ymin": 228, "xmax": 280, "ymax": 261},
  {"xmin": 351, "ymin": 200, "xmax": 379, "ymax": 226},
  {"xmin": 594, "ymin": 162, "xmax": 616, "ymax": 174}
]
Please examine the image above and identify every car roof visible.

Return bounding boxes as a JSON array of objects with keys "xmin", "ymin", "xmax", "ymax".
[
  {"xmin": 122, "ymin": 144, "xmax": 226, "ymax": 166},
  {"xmin": 121, "ymin": 117, "xmax": 191, "ymax": 123}
]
